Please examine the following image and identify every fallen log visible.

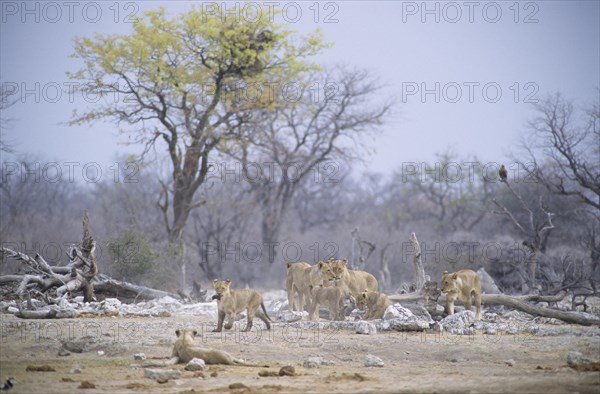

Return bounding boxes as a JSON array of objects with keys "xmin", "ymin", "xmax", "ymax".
[
  {"xmin": 480, "ymin": 293, "xmax": 600, "ymax": 326},
  {"xmin": 93, "ymin": 277, "xmax": 181, "ymax": 302},
  {"xmin": 389, "ymin": 281, "xmax": 441, "ymax": 303},
  {"xmin": 391, "ymin": 288, "xmax": 600, "ymax": 326},
  {"xmin": 15, "ymin": 309, "xmax": 58, "ymax": 319}
]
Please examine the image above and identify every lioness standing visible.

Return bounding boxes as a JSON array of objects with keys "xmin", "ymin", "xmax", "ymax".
[
  {"xmin": 320, "ymin": 259, "xmax": 378, "ymax": 298},
  {"xmin": 441, "ymin": 270, "xmax": 482, "ymax": 320},
  {"xmin": 212, "ymin": 279, "xmax": 272, "ymax": 332},
  {"xmin": 286, "ymin": 261, "xmax": 311, "ymax": 311},
  {"xmin": 286, "ymin": 260, "xmax": 332, "ymax": 313}
]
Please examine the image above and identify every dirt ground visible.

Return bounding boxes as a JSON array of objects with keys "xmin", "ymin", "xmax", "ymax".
[{"xmin": 0, "ymin": 313, "xmax": 598, "ymax": 394}]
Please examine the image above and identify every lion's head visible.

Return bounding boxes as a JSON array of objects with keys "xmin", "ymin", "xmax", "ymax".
[
  {"xmin": 440, "ymin": 271, "xmax": 459, "ymax": 294},
  {"xmin": 212, "ymin": 279, "xmax": 232, "ymax": 298},
  {"xmin": 320, "ymin": 258, "xmax": 348, "ymax": 282}
]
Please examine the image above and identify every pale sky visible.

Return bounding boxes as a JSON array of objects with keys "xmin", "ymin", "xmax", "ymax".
[{"xmin": 1, "ymin": 1, "xmax": 598, "ymax": 178}]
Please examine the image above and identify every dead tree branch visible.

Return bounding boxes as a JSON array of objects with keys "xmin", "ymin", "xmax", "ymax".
[
  {"xmin": 0, "ymin": 211, "xmax": 98, "ymax": 303},
  {"xmin": 409, "ymin": 232, "xmax": 426, "ymax": 290},
  {"xmin": 391, "ymin": 286, "xmax": 600, "ymax": 326}
]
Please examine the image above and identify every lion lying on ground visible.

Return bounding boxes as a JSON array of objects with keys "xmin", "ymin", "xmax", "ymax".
[
  {"xmin": 308, "ymin": 283, "xmax": 344, "ymax": 321},
  {"xmin": 212, "ymin": 279, "xmax": 271, "ymax": 332},
  {"xmin": 356, "ymin": 290, "xmax": 391, "ymax": 320},
  {"xmin": 441, "ymin": 269, "xmax": 482, "ymax": 320},
  {"xmin": 173, "ymin": 329, "xmax": 244, "ymax": 365}
]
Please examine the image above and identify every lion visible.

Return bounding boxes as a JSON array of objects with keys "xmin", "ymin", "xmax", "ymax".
[
  {"xmin": 173, "ymin": 329, "xmax": 244, "ymax": 365},
  {"xmin": 285, "ymin": 260, "xmax": 332, "ymax": 313},
  {"xmin": 320, "ymin": 259, "xmax": 378, "ymax": 299},
  {"xmin": 308, "ymin": 283, "xmax": 344, "ymax": 321},
  {"xmin": 356, "ymin": 290, "xmax": 391, "ymax": 320},
  {"xmin": 212, "ymin": 279, "xmax": 272, "ymax": 332},
  {"xmin": 286, "ymin": 261, "xmax": 311, "ymax": 311},
  {"xmin": 441, "ymin": 270, "xmax": 482, "ymax": 320}
]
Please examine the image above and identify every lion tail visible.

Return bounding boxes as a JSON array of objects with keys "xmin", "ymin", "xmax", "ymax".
[{"xmin": 261, "ymin": 302, "xmax": 272, "ymax": 322}]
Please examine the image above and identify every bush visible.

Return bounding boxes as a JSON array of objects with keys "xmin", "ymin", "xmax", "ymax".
[{"xmin": 106, "ymin": 229, "xmax": 158, "ymax": 286}]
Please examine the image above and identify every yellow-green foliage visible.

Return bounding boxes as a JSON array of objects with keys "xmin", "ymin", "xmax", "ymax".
[{"xmin": 68, "ymin": 6, "xmax": 331, "ymax": 125}]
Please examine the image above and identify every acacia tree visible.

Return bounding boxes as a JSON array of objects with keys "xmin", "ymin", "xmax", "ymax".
[
  {"xmin": 68, "ymin": 7, "xmax": 327, "ymax": 244},
  {"xmin": 228, "ymin": 67, "xmax": 393, "ymax": 264}
]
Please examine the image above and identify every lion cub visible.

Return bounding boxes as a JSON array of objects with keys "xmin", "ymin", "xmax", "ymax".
[
  {"xmin": 173, "ymin": 329, "xmax": 244, "ymax": 365},
  {"xmin": 356, "ymin": 290, "xmax": 391, "ymax": 320},
  {"xmin": 308, "ymin": 283, "xmax": 344, "ymax": 321},
  {"xmin": 441, "ymin": 270, "xmax": 482, "ymax": 320},
  {"xmin": 212, "ymin": 279, "xmax": 272, "ymax": 332}
]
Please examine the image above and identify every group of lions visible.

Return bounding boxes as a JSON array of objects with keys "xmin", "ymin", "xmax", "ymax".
[
  {"xmin": 285, "ymin": 259, "xmax": 482, "ymax": 322},
  {"xmin": 207, "ymin": 260, "xmax": 482, "ymax": 330},
  {"xmin": 166, "ymin": 263, "xmax": 482, "ymax": 366},
  {"xmin": 206, "ymin": 259, "xmax": 481, "ymax": 332},
  {"xmin": 286, "ymin": 258, "xmax": 387, "ymax": 320}
]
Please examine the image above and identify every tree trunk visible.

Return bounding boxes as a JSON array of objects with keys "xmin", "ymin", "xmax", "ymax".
[
  {"xmin": 93, "ymin": 277, "xmax": 182, "ymax": 302},
  {"xmin": 409, "ymin": 232, "xmax": 426, "ymax": 290},
  {"xmin": 391, "ymin": 289, "xmax": 600, "ymax": 326},
  {"xmin": 480, "ymin": 293, "xmax": 600, "ymax": 326},
  {"xmin": 529, "ymin": 250, "xmax": 539, "ymax": 289}
]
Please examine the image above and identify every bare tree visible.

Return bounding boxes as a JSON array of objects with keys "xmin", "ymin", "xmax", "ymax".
[
  {"xmin": 402, "ymin": 151, "xmax": 496, "ymax": 232},
  {"xmin": 491, "ymin": 181, "xmax": 555, "ymax": 291},
  {"xmin": 350, "ymin": 227, "xmax": 376, "ymax": 271},
  {"xmin": 187, "ymin": 181, "xmax": 253, "ymax": 280},
  {"xmin": 516, "ymin": 93, "xmax": 600, "ymax": 291},
  {"xmin": 521, "ymin": 93, "xmax": 599, "ymax": 212},
  {"xmin": 292, "ymin": 169, "xmax": 350, "ymax": 234},
  {"xmin": 0, "ymin": 81, "xmax": 16, "ymax": 153},
  {"xmin": 228, "ymin": 67, "xmax": 393, "ymax": 264}
]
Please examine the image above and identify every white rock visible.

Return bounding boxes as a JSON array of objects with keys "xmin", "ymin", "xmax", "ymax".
[
  {"xmin": 505, "ymin": 359, "xmax": 516, "ymax": 366},
  {"xmin": 134, "ymin": 353, "xmax": 146, "ymax": 360},
  {"xmin": 185, "ymin": 358, "xmax": 207, "ymax": 371},
  {"xmin": 566, "ymin": 351, "xmax": 596, "ymax": 367},
  {"xmin": 439, "ymin": 311, "xmax": 475, "ymax": 335},
  {"xmin": 364, "ymin": 354, "xmax": 384, "ymax": 367},
  {"xmin": 383, "ymin": 304, "xmax": 409, "ymax": 320},
  {"xmin": 157, "ymin": 296, "xmax": 180, "ymax": 304},
  {"xmin": 7, "ymin": 306, "xmax": 19, "ymax": 314},
  {"xmin": 303, "ymin": 357, "xmax": 323, "ymax": 368},
  {"xmin": 144, "ymin": 368, "xmax": 181, "ymax": 380},
  {"xmin": 97, "ymin": 351, "xmax": 105, "ymax": 356},
  {"xmin": 355, "ymin": 321, "xmax": 377, "ymax": 335},
  {"xmin": 102, "ymin": 298, "xmax": 122, "ymax": 307},
  {"xmin": 379, "ymin": 304, "xmax": 430, "ymax": 332},
  {"xmin": 70, "ymin": 364, "xmax": 84, "ymax": 374},
  {"xmin": 268, "ymin": 300, "xmax": 287, "ymax": 313},
  {"xmin": 278, "ymin": 310, "xmax": 306, "ymax": 322},
  {"xmin": 505, "ymin": 325, "xmax": 519, "ymax": 335}
]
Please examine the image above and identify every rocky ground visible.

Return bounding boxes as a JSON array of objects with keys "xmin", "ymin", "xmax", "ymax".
[{"xmin": 0, "ymin": 291, "xmax": 599, "ymax": 393}]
